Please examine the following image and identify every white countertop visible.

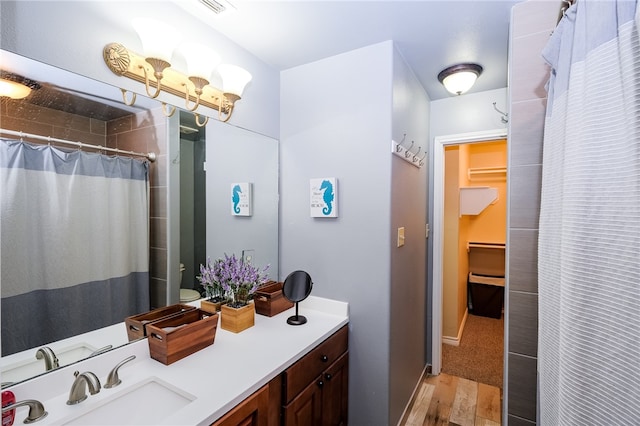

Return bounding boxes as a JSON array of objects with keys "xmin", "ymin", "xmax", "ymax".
[{"xmin": 4, "ymin": 296, "xmax": 349, "ymax": 425}]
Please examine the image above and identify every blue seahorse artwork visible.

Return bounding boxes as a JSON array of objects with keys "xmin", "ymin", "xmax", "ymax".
[
  {"xmin": 320, "ymin": 179, "xmax": 334, "ymax": 215},
  {"xmin": 232, "ymin": 184, "xmax": 242, "ymax": 214}
]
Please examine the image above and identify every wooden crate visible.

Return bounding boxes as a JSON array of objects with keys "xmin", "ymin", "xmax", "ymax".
[
  {"xmin": 220, "ymin": 302, "xmax": 255, "ymax": 333},
  {"xmin": 254, "ymin": 281, "xmax": 294, "ymax": 317},
  {"xmin": 146, "ymin": 309, "xmax": 219, "ymax": 365},
  {"xmin": 124, "ymin": 304, "xmax": 197, "ymax": 341}
]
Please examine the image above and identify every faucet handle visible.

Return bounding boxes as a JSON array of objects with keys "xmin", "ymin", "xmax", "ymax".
[
  {"xmin": 104, "ymin": 355, "xmax": 136, "ymax": 389},
  {"xmin": 2, "ymin": 400, "xmax": 48, "ymax": 423}
]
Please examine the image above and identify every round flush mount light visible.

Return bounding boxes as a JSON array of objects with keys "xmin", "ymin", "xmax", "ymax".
[
  {"xmin": 437, "ymin": 63, "xmax": 483, "ymax": 96},
  {"xmin": 0, "ymin": 73, "xmax": 40, "ymax": 99}
]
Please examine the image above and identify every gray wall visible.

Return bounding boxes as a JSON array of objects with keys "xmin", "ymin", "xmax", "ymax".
[
  {"xmin": 389, "ymin": 47, "xmax": 430, "ymax": 424},
  {"xmin": 281, "ymin": 41, "xmax": 429, "ymax": 425},
  {"xmin": 506, "ymin": 1, "xmax": 560, "ymax": 424},
  {"xmin": 205, "ymin": 120, "xmax": 279, "ymax": 280},
  {"xmin": 280, "ymin": 41, "xmax": 393, "ymax": 424}
]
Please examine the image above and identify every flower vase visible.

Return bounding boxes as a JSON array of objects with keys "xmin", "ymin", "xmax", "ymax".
[{"xmin": 220, "ymin": 301, "xmax": 255, "ymax": 333}]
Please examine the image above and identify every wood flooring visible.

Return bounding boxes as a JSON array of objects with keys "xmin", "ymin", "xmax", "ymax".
[{"xmin": 400, "ymin": 373, "xmax": 502, "ymax": 426}]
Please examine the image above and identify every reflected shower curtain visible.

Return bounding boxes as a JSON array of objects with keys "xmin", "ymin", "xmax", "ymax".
[
  {"xmin": 539, "ymin": 1, "xmax": 640, "ymax": 423},
  {"xmin": 1, "ymin": 140, "xmax": 150, "ymax": 355}
]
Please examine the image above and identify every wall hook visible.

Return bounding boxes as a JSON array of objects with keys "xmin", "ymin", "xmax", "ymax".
[
  {"xmin": 404, "ymin": 141, "xmax": 414, "ymax": 158},
  {"xmin": 412, "ymin": 147, "xmax": 422, "ymax": 163},
  {"xmin": 493, "ymin": 102, "xmax": 509, "ymax": 124},
  {"xmin": 419, "ymin": 150, "xmax": 427, "ymax": 166},
  {"xmin": 396, "ymin": 133, "xmax": 407, "ymax": 152}
]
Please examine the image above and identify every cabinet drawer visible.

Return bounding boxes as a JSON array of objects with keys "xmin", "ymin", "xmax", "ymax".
[{"xmin": 282, "ymin": 325, "xmax": 348, "ymax": 403}]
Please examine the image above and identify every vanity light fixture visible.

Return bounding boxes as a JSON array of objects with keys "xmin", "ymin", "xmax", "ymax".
[
  {"xmin": 437, "ymin": 63, "xmax": 483, "ymax": 96},
  {"xmin": 103, "ymin": 18, "xmax": 252, "ymax": 127}
]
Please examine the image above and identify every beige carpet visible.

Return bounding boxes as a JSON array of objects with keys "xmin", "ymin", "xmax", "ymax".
[{"xmin": 441, "ymin": 313, "xmax": 504, "ymax": 388}]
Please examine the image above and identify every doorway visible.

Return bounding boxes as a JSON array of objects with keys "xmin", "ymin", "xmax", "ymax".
[
  {"xmin": 442, "ymin": 140, "xmax": 506, "ymax": 390},
  {"xmin": 431, "ymin": 129, "xmax": 508, "ymax": 379},
  {"xmin": 179, "ymin": 116, "xmax": 207, "ymax": 295}
]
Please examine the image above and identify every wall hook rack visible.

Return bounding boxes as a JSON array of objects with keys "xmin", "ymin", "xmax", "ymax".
[{"xmin": 391, "ymin": 134, "xmax": 425, "ymax": 168}]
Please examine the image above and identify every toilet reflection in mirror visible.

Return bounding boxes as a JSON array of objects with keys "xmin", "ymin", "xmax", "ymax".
[{"xmin": 282, "ymin": 270, "xmax": 313, "ymax": 326}]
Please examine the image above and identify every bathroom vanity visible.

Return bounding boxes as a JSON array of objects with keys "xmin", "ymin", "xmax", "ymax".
[{"xmin": 3, "ymin": 296, "xmax": 348, "ymax": 425}]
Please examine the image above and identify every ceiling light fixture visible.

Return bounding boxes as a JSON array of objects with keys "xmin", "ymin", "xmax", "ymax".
[
  {"xmin": 0, "ymin": 73, "xmax": 40, "ymax": 100},
  {"xmin": 102, "ymin": 18, "xmax": 251, "ymax": 127},
  {"xmin": 437, "ymin": 63, "xmax": 483, "ymax": 96}
]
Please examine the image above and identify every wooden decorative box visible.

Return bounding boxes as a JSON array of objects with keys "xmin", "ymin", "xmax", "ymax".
[
  {"xmin": 254, "ymin": 281, "xmax": 294, "ymax": 317},
  {"xmin": 146, "ymin": 309, "xmax": 219, "ymax": 365},
  {"xmin": 124, "ymin": 304, "xmax": 197, "ymax": 342},
  {"xmin": 220, "ymin": 302, "xmax": 255, "ymax": 333}
]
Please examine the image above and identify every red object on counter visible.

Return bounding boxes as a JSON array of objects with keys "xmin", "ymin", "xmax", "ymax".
[{"xmin": 1, "ymin": 390, "xmax": 15, "ymax": 426}]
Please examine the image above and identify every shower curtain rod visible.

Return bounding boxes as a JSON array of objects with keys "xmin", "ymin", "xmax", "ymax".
[{"xmin": 0, "ymin": 128, "xmax": 156, "ymax": 162}]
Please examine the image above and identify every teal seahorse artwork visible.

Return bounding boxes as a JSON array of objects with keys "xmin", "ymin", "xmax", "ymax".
[
  {"xmin": 232, "ymin": 184, "xmax": 242, "ymax": 214},
  {"xmin": 320, "ymin": 179, "xmax": 334, "ymax": 215}
]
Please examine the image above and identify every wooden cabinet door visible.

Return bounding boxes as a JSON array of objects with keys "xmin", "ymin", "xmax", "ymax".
[
  {"xmin": 212, "ymin": 383, "xmax": 269, "ymax": 426},
  {"xmin": 282, "ymin": 377, "xmax": 323, "ymax": 426},
  {"xmin": 321, "ymin": 352, "xmax": 349, "ymax": 426}
]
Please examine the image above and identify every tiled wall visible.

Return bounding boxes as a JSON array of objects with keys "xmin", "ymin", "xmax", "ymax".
[
  {"xmin": 106, "ymin": 108, "xmax": 168, "ymax": 309},
  {"xmin": 507, "ymin": 1, "xmax": 560, "ymax": 424},
  {"xmin": 1, "ymin": 98, "xmax": 108, "ymax": 149}
]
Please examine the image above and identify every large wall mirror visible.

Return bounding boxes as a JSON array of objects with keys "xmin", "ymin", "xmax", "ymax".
[{"xmin": 0, "ymin": 50, "xmax": 279, "ymax": 387}]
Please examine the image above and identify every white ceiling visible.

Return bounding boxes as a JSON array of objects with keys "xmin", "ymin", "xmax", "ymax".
[{"xmin": 174, "ymin": 0, "xmax": 532, "ymax": 100}]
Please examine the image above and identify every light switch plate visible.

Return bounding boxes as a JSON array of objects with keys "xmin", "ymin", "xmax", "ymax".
[{"xmin": 397, "ymin": 227, "xmax": 405, "ymax": 247}]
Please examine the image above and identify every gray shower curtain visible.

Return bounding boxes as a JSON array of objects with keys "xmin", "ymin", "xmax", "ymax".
[
  {"xmin": 539, "ymin": 1, "xmax": 640, "ymax": 423},
  {"xmin": 1, "ymin": 139, "xmax": 150, "ymax": 356}
]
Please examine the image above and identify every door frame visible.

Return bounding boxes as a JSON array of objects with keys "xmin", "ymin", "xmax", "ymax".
[{"xmin": 431, "ymin": 128, "xmax": 507, "ymax": 375}]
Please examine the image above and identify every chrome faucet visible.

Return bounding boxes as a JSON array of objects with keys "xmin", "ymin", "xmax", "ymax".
[
  {"xmin": 67, "ymin": 371, "xmax": 101, "ymax": 405},
  {"xmin": 1, "ymin": 399, "xmax": 48, "ymax": 423},
  {"xmin": 104, "ymin": 355, "xmax": 136, "ymax": 389},
  {"xmin": 89, "ymin": 344, "xmax": 113, "ymax": 357},
  {"xmin": 35, "ymin": 346, "xmax": 59, "ymax": 371}
]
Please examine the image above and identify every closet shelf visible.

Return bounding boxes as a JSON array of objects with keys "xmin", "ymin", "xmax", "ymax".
[
  {"xmin": 467, "ymin": 166, "xmax": 506, "ymax": 180},
  {"xmin": 459, "ymin": 186, "xmax": 498, "ymax": 215}
]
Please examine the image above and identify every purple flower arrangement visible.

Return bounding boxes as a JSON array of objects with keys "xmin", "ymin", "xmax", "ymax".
[{"xmin": 198, "ymin": 253, "xmax": 270, "ymax": 308}]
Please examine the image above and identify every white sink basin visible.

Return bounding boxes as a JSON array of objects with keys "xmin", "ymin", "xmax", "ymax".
[
  {"xmin": 1, "ymin": 343, "xmax": 97, "ymax": 384},
  {"xmin": 61, "ymin": 377, "xmax": 196, "ymax": 425}
]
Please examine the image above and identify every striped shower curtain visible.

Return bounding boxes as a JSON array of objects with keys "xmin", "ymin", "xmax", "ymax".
[
  {"xmin": 1, "ymin": 140, "xmax": 150, "ymax": 356},
  {"xmin": 539, "ymin": 1, "xmax": 640, "ymax": 424}
]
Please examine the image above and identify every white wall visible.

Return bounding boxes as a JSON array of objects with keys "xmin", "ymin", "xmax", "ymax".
[
  {"xmin": 0, "ymin": 1, "xmax": 280, "ymax": 138},
  {"xmin": 280, "ymin": 41, "xmax": 394, "ymax": 424},
  {"xmin": 389, "ymin": 48, "xmax": 430, "ymax": 423},
  {"xmin": 430, "ymin": 88, "xmax": 508, "ymax": 140}
]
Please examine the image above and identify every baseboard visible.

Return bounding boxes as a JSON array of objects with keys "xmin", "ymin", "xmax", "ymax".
[
  {"xmin": 397, "ymin": 363, "xmax": 431, "ymax": 426},
  {"xmin": 442, "ymin": 308, "xmax": 469, "ymax": 346}
]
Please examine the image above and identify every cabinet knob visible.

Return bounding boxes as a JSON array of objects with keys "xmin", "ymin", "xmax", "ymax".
[
  {"xmin": 325, "ymin": 373, "xmax": 332, "ymax": 381},
  {"xmin": 317, "ymin": 380, "xmax": 324, "ymax": 388},
  {"xmin": 321, "ymin": 355, "xmax": 329, "ymax": 362}
]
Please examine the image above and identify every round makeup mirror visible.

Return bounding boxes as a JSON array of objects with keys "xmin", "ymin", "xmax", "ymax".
[{"xmin": 282, "ymin": 270, "xmax": 313, "ymax": 325}]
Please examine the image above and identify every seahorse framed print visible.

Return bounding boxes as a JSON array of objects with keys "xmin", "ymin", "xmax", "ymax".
[
  {"xmin": 231, "ymin": 182, "xmax": 252, "ymax": 216},
  {"xmin": 310, "ymin": 177, "xmax": 338, "ymax": 218}
]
